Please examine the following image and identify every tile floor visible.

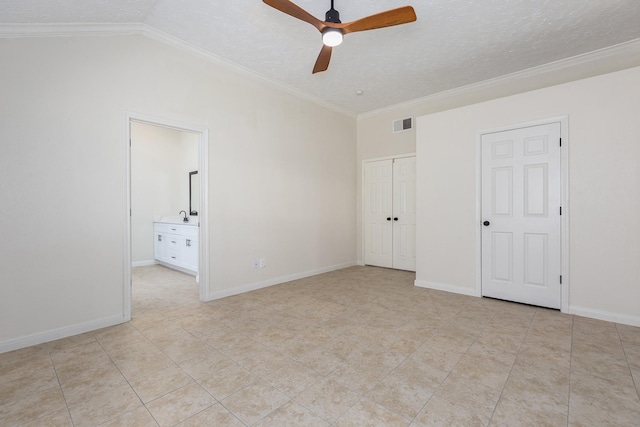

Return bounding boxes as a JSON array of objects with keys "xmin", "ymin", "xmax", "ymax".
[{"xmin": 1, "ymin": 265, "xmax": 639, "ymax": 426}]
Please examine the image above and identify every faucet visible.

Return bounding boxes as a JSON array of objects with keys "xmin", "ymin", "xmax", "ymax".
[{"xmin": 179, "ymin": 210, "xmax": 188, "ymax": 222}]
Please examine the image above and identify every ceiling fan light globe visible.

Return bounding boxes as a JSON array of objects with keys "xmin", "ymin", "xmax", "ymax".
[{"xmin": 322, "ymin": 28, "xmax": 343, "ymax": 47}]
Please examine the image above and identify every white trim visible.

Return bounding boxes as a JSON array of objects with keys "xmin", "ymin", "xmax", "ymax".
[
  {"xmin": 475, "ymin": 116, "xmax": 569, "ymax": 312},
  {"xmin": 124, "ymin": 112, "xmax": 211, "ymax": 309},
  {"xmin": 132, "ymin": 260, "xmax": 156, "ymax": 267},
  {"xmin": 361, "ymin": 153, "xmax": 417, "ymax": 164},
  {"xmin": 359, "ymin": 38, "xmax": 640, "ymax": 118},
  {"xmin": 414, "ymin": 280, "xmax": 480, "ymax": 297},
  {"xmin": 569, "ymin": 306, "xmax": 640, "ymax": 328},
  {"xmin": 0, "ymin": 314, "xmax": 124, "ymax": 354},
  {"xmin": 0, "ymin": 23, "xmax": 144, "ymax": 38},
  {"xmin": 0, "ymin": 23, "xmax": 354, "ymax": 118},
  {"xmin": 210, "ymin": 262, "xmax": 356, "ymax": 300}
]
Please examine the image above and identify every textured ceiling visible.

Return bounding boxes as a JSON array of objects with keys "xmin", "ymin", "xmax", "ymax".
[{"xmin": 2, "ymin": 0, "xmax": 640, "ymax": 115}]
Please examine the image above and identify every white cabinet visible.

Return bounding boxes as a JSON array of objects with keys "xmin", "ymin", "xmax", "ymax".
[
  {"xmin": 153, "ymin": 222, "xmax": 198, "ymax": 275},
  {"xmin": 363, "ymin": 156, "xmax": 416, "ymax": 271}
]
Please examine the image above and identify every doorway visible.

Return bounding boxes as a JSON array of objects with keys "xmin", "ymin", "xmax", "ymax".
[
  {"xmin": 363, "ymin": 155, "xmax": 416, "ymax": 271},
  {"xmin": 479, "ymin": 119, "xmax": 568, "ymax": 310},
  {"xmin": 123, "ymin": 112, "xmax": 209, "ymax": 321}
]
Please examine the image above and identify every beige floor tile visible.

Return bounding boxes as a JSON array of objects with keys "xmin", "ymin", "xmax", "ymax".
[
  {"xmin": 177, "ymin": 348, "xmax": 233, "ymax": 380},
  {"xmin": 176, "ymin": 403, "xmax": 245, "ymax": 426},
  {"xmin": 411, "ymin": 342, "xmax": 465, "ymax": 373},
  {"xmin": 296, "ymin": 344, "xmax": 347, "ymax": 376},
  {"xmin": 570, "ymin": 372, "xmax": 640, "ymax": 413},
  {"xmin": 6, "ymin": 265, "xmax": 640, "ymax": 425},
  {"xmin": 129, "ymin": 365, "xmax": 195, "ymax": 403},
  {"xmin": 295, "ymin": 377, "xmax": 361, "ymax": 423},
  {"xmin": 68, "ymin": 384, "xmax": 142, "ymax": 427},
  {"xmin": 366, "ymin": 370, "xmax": 434, "ymax": 419},
  {"xmin": 569, "ymin": 398, "xmax": 640, "ymax": 427},
  {"xmin": 502, "ymin": 368, "xmax": 569, "ymax": 409},
  {"xmin": 233, "ymin": 345, "xmax": 291, "ymax": 377},
  {"xmin": 222, "ymin": 380, "xmax": 290, "ymax": 425},
  {"xmin": 0, "ymin": 345, "xmax": 50, "ymax": 368},
  {"xmin": 0, "ymin": 364, "xmax": 59, "ymax": 404},
  {"xmin": 198, "ymin": 361, "xmax": 259, "ymax": 400},
  {"xmin": 412, "ymin": 396, "xmax": 487, "ymax": 427},
  {"xmin": 0, "ymin": 387, "xmax": 67, "ymax": 426},
  {"xmin": 264, "ymin": 360, "xmax": 324, "ymax": 397},
  {"xmin": 490, "ymin": 394, "xmax": 567, "ymax": 426},
  {"xmin": 618, "ymin": 323, "xmax": 640, "ymax": 345},
  {"xmin": 328, "ymin": 362, "xmax": 390, "ymax": 394},
  {"xmin": 96, "ymin": 326, "xmax": 149, "ymax": 354},
  {"xmin": 622, "ymin": 341, "xmax": 640, "ymax": 369},
  {"xmin": 19, "ymin": 407, "xmax": 73, "ymax": 427},
  {"xmin": 60, "ymin": 363, "xmax": 128, "ymax": 405},
  {"xmin": 335, "ymin": 398, "xmax": 410, "ymax": 426},
  {"xmin": 146, "ymin": 383, "xmax": 215, "ymax": 427},
  {"xmin": 99, "ymin": 406, "xmax": 159, "ymax": 426},
  {"xmin": 435, "ymin": 373, "xmax": 501, "ymax": 422},
  {"xmin": 254, "ymin": 400, "xmax": 329, "ymax": 427},
  {"xmin": 110, "ymin": 341, "xmax": 176, "ymax": 380}
]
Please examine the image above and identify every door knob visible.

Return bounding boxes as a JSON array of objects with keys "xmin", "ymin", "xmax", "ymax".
[
  {"xmin": 394, "ymin": 217, "xmax": 399, "ymax": 221},
  {"xmin": 483, "ymin": 221, "xmax": 490, "ymax": 226},
  {"xmin": 386, "ymin": 217, "xmax": 391, "ymax": 221}
]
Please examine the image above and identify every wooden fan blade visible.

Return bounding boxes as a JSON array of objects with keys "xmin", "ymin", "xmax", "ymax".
[
  {"xmin": 342, "ymin": 6, "xmax": 416, "ymax": 35},
  {"xmin": 312, "ymin": 44, "xmax": 332, "ymax": 74},
  {"xmin": 263, "ymin": 0, "xmax": 326, "ymax": 32}
]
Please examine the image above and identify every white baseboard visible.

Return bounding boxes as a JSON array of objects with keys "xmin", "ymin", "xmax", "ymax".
[
  {"xmin": 414, "ymin": 279, "xmax": 481, "ymax": 297},
  {"xmin": 569, "ymin": 305, "xmax": 640, "ymax": 328},
  {"xmin": 209, "ymin": 261, "xmax": 357, "ymax": 300},
  {"xmin": 0, "ymin": 314, "xmax": 126, "ymax": 354},
  {"xmin": 132, "ymin": 260, "xmax": 156, "ymax": 267}
]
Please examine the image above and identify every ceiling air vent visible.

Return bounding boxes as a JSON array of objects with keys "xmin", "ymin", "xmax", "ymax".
[{"xmin": 393, "ymin": 117, "xmax": 413, "ymax": 133}]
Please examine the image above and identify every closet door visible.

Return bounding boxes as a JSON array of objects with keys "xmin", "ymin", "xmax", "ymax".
[
  {"xmin": 392, "ymin": 157, "xmax": 416, "ymax": 271},
  {"xmin": 363, "ymin": 157, "xmax": 416, "ymax": 271},
  {"xmin": 363, "ymin": 160, "xmax": 393, "ymax": 268}
]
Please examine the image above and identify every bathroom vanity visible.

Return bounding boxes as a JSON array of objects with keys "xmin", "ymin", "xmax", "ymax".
[{"xmin": 153, "ymin": 221, "xmax": 198, "ymax": 276}]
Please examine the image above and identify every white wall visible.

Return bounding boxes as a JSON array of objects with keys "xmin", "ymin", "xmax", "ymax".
[
  {"xmin": 416, "ymin": 67, "xmax": 640, "ymax": 325},
  {"xmin": 130, "ymin": 122, "xmax": 198, "ymax": 264},
  {"xmin": 0, "ymin": 35, "xmax": 356, "ymax": 351}
]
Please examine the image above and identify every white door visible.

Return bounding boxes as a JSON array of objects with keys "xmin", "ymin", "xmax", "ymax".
[
  {"xmin": 392, "ymin": 157, "xmax": 417, "ymax": 271},
  {"xmin": 363, "ymin": 160, "xmax": 393, "ymax": 268},
  {"xmin": 481, "ymin": 123, "xmax": 561, "ymax": 309},
  {"xmin": 363, "ymin": 157, "xmax": 416, "ymax": 271}
]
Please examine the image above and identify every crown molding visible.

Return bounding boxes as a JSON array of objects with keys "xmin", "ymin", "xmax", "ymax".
[
  {"xmin": 3, "ymin": 23, "xmax": 639, "ymax": 119},
  {"xmin": 0, "ymin": 23, "xmax": 356, "ymax": 118},
  {"xmin": 359, "ymin": 37, "xmax": 640, "ymax": 119}
]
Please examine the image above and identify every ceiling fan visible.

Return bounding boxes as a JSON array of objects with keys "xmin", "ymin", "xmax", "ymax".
[{"xmin": 263, "ymin": 0, "xmax": 417, "ymax": 73}]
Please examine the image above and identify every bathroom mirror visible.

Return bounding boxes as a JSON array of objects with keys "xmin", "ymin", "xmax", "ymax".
[{"xmin": 189, "ymin": 171, "xmax": 199, "ymax": 216}]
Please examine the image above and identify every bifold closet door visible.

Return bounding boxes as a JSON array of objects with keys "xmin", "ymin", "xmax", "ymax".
[
  {"xmin": 363, "ymin": 159, "xmax": 393, "ymax": 268},
  {"xmin": 363, "ymin": 157, "xmax": 416, "ymax": 271},
  {"xmin": 392, "ymin": 157, "xmax": 417, "ymax": 271}
]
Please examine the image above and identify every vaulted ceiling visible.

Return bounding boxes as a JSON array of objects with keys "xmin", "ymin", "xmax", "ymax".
[{"xmin": 2, "ymin": 0, "xmax": 640, "ymax": 115}]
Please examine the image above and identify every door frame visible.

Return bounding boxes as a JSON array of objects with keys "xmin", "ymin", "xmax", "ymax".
[
  {"xmin": 361, "ymin": 153, "xmax": 416, "ymax": 269},
  {"xmin": 475, "ymin": 117, "xmax": 569, "ymax": 312},
  {"xmin": 123, "ymin": 111, "xmax": 210, "ymax": 321}
]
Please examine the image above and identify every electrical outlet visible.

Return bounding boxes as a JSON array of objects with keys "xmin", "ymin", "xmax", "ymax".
[
  {"xmin": 252, "ymin": 259, "xmax": 259, "ymax": 269},
  {"xmin": 259, "ymin": 258, "xmax": 266, "ymax": 268}
]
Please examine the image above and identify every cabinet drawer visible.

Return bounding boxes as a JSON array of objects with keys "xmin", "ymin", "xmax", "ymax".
[
  {"xmin": 166, "ymin": 249, "xmax": 181, "ymax": 263},
  {"xmin": 154, "ymin": 223, "xmax": 171, "ymax": 234}
]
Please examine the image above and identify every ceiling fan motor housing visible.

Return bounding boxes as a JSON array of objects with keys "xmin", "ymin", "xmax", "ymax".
[{"xmin": 325, "ymin": 7, "xmax": 341, "ymax": 23}]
